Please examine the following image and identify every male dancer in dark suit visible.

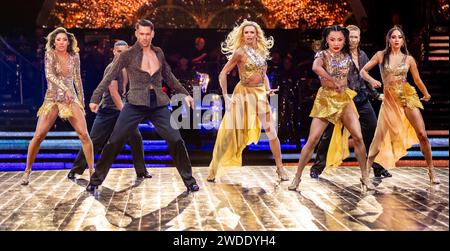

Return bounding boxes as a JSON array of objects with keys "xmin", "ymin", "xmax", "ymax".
[
  {"xmin": 68, "ymin": 40, "xmax": 151, "ymax": 180},
  {"xmin": 87, "ymin": 19, "xmax": 199, "ymax": 192},
  {"xmin": 310, "ymin": 25, "xmax": 392, "ymax": 179}
]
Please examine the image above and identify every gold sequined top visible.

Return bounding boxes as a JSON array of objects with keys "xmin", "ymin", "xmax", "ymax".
[
  {"xmin": 380, "ymin": 55, "xmax": 408, "ymax": 86},
  {"xmin": 44, "ymin": 50, "xmax": 84, "ymax": 106},
  {"xmin": 379, "ymin": 55, "xmax": 423, "ymax": 109},
  {"xmin": 239, "ymin": 46, "xmax": 266, "ymax": 86},
  {"xmin": 315, "ymin": 50, "xmax": 352, "ymax": 82}
]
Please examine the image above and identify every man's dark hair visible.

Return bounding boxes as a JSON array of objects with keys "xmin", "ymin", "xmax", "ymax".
[{"xmin": 135, "ymin": 19, "xmax": 154, "ymax": 30}]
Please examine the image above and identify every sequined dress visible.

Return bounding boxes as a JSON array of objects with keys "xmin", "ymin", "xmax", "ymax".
[
  {"xmin": 207, "ymin": 47, "xmax": 271, "ymax": 179},
  {"xmin": 368, "ymin": 55, "xmax": 423, "ymax": 168},
  {"xmin": 310, "ymin": 50, "xmax": 357, "ymax": 169},
  {"xmin": 37, "ymin": 50, "xmax": 84, "ymax": 119}
]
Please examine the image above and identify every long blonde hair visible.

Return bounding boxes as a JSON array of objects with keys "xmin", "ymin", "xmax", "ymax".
[
  {"xmin": 221, "ymin": 20, "xmax": 274, "ymax": 60},
  {"xmin": 45, "ymin": 27, "xmax": 79, "ymax": 55}
]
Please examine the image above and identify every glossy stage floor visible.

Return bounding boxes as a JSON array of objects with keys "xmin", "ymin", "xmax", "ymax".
[{"xmin": 0, "ymin": 165, "xmax": 447, "ymax": 231}]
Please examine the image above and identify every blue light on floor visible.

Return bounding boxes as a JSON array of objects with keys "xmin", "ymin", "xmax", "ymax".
[
  {"xmin": 0, "ymin": 153, "xmax": 172, "ymax": 161},
  {"xmin": 0, "ymin": 131, "xmax": 79, "ymax": 137},
  {"xmin": 0, "ymin": 162, "xmax": 170, "ymax": 171},
  {"xmin": 248, "ymin": 143, "xmax": 298, "ymax": 151},
  {"xmin": 0, "ymin": 139, "xmax": 171, "ymax": 151}
]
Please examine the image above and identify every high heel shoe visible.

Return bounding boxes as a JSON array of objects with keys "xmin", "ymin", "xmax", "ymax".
[
  {"xmin": 21, "ymin": 171, "xmax": 31, "ymax": 186},
  {"xmin": 288, "ymin": 175, "xmax": 301, "ymax": 191},
  {"xmin": 428, "ymin": 170, "xmax": 441, "ymax": 184},
  {"xmin": 360, "ymin": 178, "xmax": 376, "ymax": 192},
  {"xmin": 276, "ymin": 167, "xmax": 289, "ymax": 181}
]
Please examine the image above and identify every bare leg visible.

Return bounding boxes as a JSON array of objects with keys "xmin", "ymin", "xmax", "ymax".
[
  {"xmin": 259, "ymin": 111, "xmax": 288, "ymax": 181},
  {"xmin": 68, "ymin": 105, "xmax": 94, "ymax": 176},
  {"xmin": 341, "ymin": 105, "xmax": 374, "ymax": 190},
  {"xmin": 22, "ymin": 106, "xmax": 59, "ymax": 185},
  {"xmin": 404, "ymin": 107, "xmax": 439, "ymax": 184},
  {"xmin": 288, "ymin": 118, "xmax": 329, "ymax": 190}
]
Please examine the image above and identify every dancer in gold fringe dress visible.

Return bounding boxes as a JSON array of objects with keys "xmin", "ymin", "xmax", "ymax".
[
  {"xmin": 21, "ymin": 27, "xmax": 94, "ymax": 185},
  {"xmin": 288, "ymin": 26, "xmax": 375, "ymax": 192}
]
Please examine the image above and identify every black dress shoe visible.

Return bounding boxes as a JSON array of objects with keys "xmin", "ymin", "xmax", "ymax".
[
  {"xmin": 86, "ymin": 183, "xmax": 98, "ymax": 192},
  {"xmin": 377, "ymin": 169, "xmax": 392, "ymax": 178},
  {"xmin": 137, "ymin": 172, "xmax": 153, "ymax": 179},
  {"xmin": 67, "ymin": 171, "xmax": 77, "ymax": 180},
  {"xmin": 187, "ymin": 183, "xmax": 200, "ymax": 192},
  {"xmin": 310, "ymin": 169, "xmax": 320, "ymax": 179},
  {"xmin": 374, "ymin": 168, "xmax": 392, "ymax": 178}
]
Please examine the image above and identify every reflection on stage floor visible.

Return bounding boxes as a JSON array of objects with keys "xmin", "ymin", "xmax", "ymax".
[{"xmin": 0, "ymin": 166, "xmax": 447, "ymax": 231}]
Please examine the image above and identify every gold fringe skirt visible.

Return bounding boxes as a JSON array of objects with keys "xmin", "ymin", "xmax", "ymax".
[
  {"xmin": 369, "ymin": 82, "xmax": 423, "ymax": 168},
  {"xmin": 310, "ymin": 86, "xmax": 358, "ymax": 169},
  {"xmin": 207, "ymin": 82, "xmax": 271, "ymax": 179},
  {"xmin": 37, "ymin": 99, "xmax": 85, "ymax": 120}
]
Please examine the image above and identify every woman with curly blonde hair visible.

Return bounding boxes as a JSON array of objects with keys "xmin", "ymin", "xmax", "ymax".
[
  {"xmin": 207, "ymin": 20, "xmax": 289, "ymax": 182},
  {"xmin": 21, "ymin": 27, "xmax": 94, "ymax": 185}
]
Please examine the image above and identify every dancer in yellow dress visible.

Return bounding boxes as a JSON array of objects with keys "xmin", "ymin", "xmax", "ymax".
[
  {"xmin": 206, "ymin": 20, "xmax": 289, "ymax": 182},
  {"xmin": 288, "ymin": 26, "xmax": 374, "ymax": 192},
  {"xmin": 21, "ymin": 27, "xmax": 94, "ymax": 185},
  {"xmin": 360, "ymin": 26, "xmax": 440, "ymax": 184}
]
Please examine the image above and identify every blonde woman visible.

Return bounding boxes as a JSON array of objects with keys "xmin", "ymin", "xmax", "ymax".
[
  {"xmin": 206, "ymin": 20, "xmax": 288, "ymax": 182},
  {"xmin": 21, "ymin": 27, "xmax": 94, "ymax": 185},
  {"xmin": 360, "ymin": 26, "xmax": 440, "ymax": 184}
]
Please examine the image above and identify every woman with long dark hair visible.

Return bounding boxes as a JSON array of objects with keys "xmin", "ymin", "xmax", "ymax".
[
  {"xmin": 21, "ymin": 27, "xmax": 94, "ymax": 185},
  {"xmin": 360, "ymin": 26, "xmax": 440, "ymax": 184},
  {"xmin": 289, "ymin": 25, "xmax": 374, "ymax": 192}
]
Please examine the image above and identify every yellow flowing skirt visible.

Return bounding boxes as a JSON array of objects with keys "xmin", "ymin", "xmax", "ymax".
[
  {"xmin": 207, "ymin": 82, "xmax": 270, "ymax": 179},
  {"xmin": 310, "ymin": 86, "xmax": 358, "ymax": 169},
  {"xmin": 37, "ymin": 99, "xmax": 84, "ymax": 120},
  {"xmin": 368, "ymin": 82, "xmax": 423, "ymax": 168}
]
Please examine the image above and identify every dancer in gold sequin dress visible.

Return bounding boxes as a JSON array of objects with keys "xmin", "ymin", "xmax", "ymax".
[
  {"xmin": 361, "ymin": 26, "xmax": 440, "ymax": 184},
  {"xmin": 206, "ymin": 20, "xmax": 289, "ymax": 182},
  {"xmin": 289, "ymin": 26, "xmax": 375, "ymax": 192},
  {"xmin": 21, "ymin": 27, "xmax": 94, "ymax": 185}
]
